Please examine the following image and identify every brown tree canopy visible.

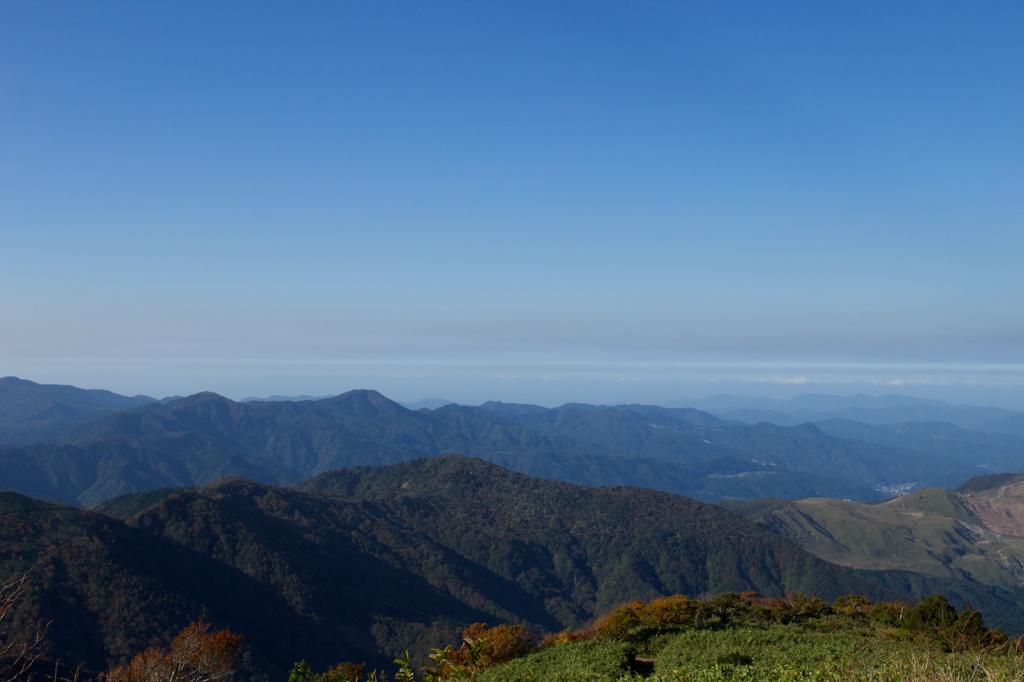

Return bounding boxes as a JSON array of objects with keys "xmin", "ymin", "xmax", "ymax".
[{"xmin": 102, "ymin": 621, "xmax": 242, "ymax": 682}]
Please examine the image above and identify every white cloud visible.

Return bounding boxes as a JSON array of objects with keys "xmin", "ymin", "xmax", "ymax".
[
  {"xmin": 872, "ymin": 379, "xmax": 949, "ymax": 387},
  {"xmin": 757, "ymin": 377, "xmax": 812, "ymax": 385}
]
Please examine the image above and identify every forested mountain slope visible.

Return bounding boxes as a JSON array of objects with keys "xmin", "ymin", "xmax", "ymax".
[
  {"xmin": 2, "ymin": 457, "xmax": 896, "ymax": 678},
  {"xmin": 0, "ymin": 376, "xmax": 156, "ymax": 446},
  {"xmin": 3, "ymin": 384, "xmax": 1013, "ymax": 506}
]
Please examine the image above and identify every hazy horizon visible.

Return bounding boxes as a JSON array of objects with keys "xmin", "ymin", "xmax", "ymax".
[
  {"xmin": 3, "ymin": 3, "xmax": 1022, "ymax": 411},
  {"xmin": 6, "ymin": 367, "xmax": 1024, "ymax": 412}
]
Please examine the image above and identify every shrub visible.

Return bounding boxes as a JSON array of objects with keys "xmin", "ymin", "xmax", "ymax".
[
  {"xmin": 448, "ymin": 623, "xmax": 536, "ymax": 672},
  {"xmin": 593, "ymin": 602, "xmax": 643, "ymax": 641},
  {"xmin": 832, "ymin": 594, "xmax": 871, "ymax": 616},
  {"xmin": 640, "ymin": 595, "xmax": 696, "ymax": 632}
]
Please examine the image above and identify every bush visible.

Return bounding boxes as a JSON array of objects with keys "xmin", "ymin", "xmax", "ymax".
[
  {"xmin": 593, "ymin": 602, "xmax": 644, "ymax": 641},
  {"xmin": 640, "ymin": 595, "xmax": 696, "ymax": 632},
  {"xmin": 448, "ymin": 623, "xmax": 536, "ymax": 673},
  {"xmin": 832, "ymin": 594, "xmax": 871, "ymax": 616}
]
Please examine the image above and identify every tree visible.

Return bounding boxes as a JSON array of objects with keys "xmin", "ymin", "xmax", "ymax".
[
  {"xmin": 437, "ymin": 623, "xmax": 535, "ymax": 678},
  {"xmin": 102, "ymin": 621, "xmax": 242, "ymax": 682},
  {"xmin": 0, "ymin": 572, "xmax": 48, "ymax": 682},
  {"xmin": 832, "ymin": 594, "xmax": 871, "ymax": 616},
  {"xmin": 905, "ymin": 594, "xmax": 958, "ymax": 633},
  {"xmin": 289, "ymin": 660, "xmax": 365, "ymax": 682}
]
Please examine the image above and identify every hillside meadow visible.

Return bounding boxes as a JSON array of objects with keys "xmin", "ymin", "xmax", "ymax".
[
  {"xmin": 17, "ymin": 583, "xmax": 1019, "ymax": 681},
  {"xmin": 254, "ymin": 592, "xmax": 1024, "ymax": 681}
]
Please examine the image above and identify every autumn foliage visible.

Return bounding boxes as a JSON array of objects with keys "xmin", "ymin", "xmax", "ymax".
[
  {"xmin": 454, "ymin": 623, "xmax": 534, "ymax": 669},
  {"xmin": 101, "ymin": 621, "xmax": 242, "ymax": 682}
]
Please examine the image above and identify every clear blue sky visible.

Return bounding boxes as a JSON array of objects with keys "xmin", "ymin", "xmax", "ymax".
[{"xmin": 2, "ymin": 1, "xmax": 1023, "ymax": 408}]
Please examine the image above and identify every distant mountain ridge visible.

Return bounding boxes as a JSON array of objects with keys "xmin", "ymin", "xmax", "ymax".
[
  {"xmin": 241, "ymin": 393, "xmax": 335, "ymax": 402},
  {"xmin": 690, "ymin": 393, "xmax": 1024, "ymax": 436},
  {"xmin": 1, "ymin": 378, "xmax": 1022, "ymax": 506},
  {"xmin": 0, "ymin": 376, "xmax": 157, "ymax": 446}
]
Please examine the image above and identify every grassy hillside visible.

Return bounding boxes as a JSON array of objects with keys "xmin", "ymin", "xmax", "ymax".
[
  {"xmin": 474, "ymin": 620, "xmax": 1023, "ymax": 682},
  {"xmin": 336, "ymin": 591, "xmax": 1018, "ymax": 682},
  {"xmin": 725, "ymin": 475, "xmax": 1024, "ymax": 635},
  {"xmin": 751, "ymin": 484, "xmax": 1024, "ymax": 586}
]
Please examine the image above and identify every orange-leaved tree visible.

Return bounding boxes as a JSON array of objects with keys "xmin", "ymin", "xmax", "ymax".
[
  {"xmin": 444, "ymin": 622, "xmax": 535, "ymax": 675},
  {"xmin": 102, "ymin": 621, "xmax": 242, "ymax": 682}
]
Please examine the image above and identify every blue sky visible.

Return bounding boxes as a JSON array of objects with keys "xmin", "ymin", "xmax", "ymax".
[{"xmin": 2, "ymin": 1, "xmax": 1023, "ymax": 408}]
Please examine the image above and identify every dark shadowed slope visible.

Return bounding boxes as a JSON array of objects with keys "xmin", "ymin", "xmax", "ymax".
[{"xmin": 3, "ymin": 457, "xmax": 896, "ymax": 678}]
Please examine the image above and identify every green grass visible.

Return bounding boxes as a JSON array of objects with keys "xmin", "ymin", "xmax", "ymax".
[
  {"xmin": 649, "ymin": 622, "xmax": 910, "ymax": 681},
  {"xmin": 475, "ymin": 619, "xmax": 1024, "ymax": 682},
  {"xmin": 479, "ymin": 640, "xmax": 632, "ymax": 682}
]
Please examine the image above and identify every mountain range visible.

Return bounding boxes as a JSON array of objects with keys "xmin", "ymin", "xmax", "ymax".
[
  {"xmin": 4, "ymin": 378, "xmax": 1024, "ymax": 676},
  {"xmin": 2, "ymin": 377, "xmax": 1023, "ymax": 507},
  {"xmin": 0, "ymin": 456, "xmax": 891, "ymax": 678},
  {"xmin": 687, "ymin": 393, "xmax": 1024, "ymax": 437},
  {"xmin": 0, "ymin": 376, "xmax": 156, "ymax": 446}
]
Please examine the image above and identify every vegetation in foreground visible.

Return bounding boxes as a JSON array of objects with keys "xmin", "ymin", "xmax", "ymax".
[
  {"xmin": 5, "ymin": 566, "xmax": 1024, "ymax": 682},
  {"xmin": 285, "ymin": 592, "xmax": 1024, "ymax": 682}
]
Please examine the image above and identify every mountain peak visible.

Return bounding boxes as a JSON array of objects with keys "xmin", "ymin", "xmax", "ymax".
[
  {"xmin": 326, "ymin": 389, "xmax": 410, "ymax": 413},
  {"xmin": 162, "ymin": 391, "xmax": 234, "ymax": 408}
]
